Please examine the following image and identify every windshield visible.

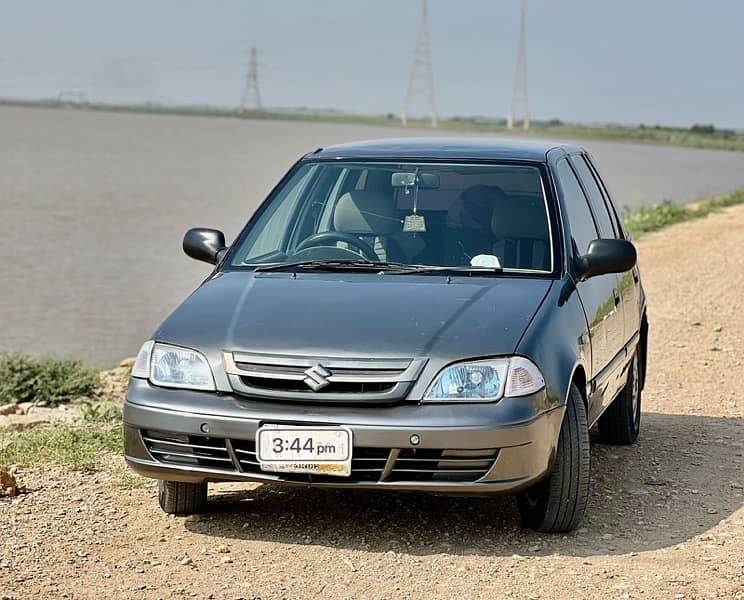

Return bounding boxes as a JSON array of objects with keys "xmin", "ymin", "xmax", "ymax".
[{"xmin": 229, "ymin": 161, "xmax": 554, "ymax": 274}]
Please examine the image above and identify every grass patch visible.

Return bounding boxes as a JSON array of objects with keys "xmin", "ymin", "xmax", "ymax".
[
  {"xmin": 624, "ymin": 188, "xmax": 744, "ymax": 239},
  {"xmin": 0, "ymin": 352, "xmax": 100, "ymax": 406},
  {"xmin": 79, "ymin": 401, "xmax": 123, "ymax": 423},
  {"xmin": 109, "ymin": 463, "xmax": 150, "ymax": 488},
  {"xmin": 0, "ymin": 425, "xmax": 122, "ymax": 471}
]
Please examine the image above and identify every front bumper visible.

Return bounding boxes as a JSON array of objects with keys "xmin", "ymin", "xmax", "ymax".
[{"xmin": 123, "ymin": 378, "xmax": 564, "ymax": 493}]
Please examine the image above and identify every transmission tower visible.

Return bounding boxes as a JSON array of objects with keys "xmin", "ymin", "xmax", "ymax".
[
  {"xmin": 402, "ymin": 0, "xmax": 438, "ymax": 127},
  {"xmin": 240, "ymin": 46, "xmax": 262, "ymax": 111},
  {"xmin": 507, "ymin": 1, "xmax": 529, "ymax": 130}
]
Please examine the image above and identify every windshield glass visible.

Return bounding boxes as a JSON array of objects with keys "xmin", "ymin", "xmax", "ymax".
[{"xmin": 229, "ymin": 161, "xmax": 554, "ymax": 274}]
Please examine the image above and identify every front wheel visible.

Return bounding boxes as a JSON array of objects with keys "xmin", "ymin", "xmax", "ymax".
[
  {"xmin": 517, "ymin": 383, "xmax": 590, "ymax": 533},
  {"xmin": 157, "ymin": 480, "xmax": 208, "ymax": 515}
]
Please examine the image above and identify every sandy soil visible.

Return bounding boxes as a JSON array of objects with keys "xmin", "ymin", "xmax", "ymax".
[{"xmin": 2, "ymin": 206, "xmax": 743, "ymax": 600}]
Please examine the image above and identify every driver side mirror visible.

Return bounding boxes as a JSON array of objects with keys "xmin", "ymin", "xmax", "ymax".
[
  {"xmin": 576, "ymin": 238, "xmax": 636, "ymax": 281},
  {"xmin": 183, "ymin": 228, "xmax": 227, "ymax": 265}
]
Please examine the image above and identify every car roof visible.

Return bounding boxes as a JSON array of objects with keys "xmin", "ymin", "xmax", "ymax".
[{"xmin": 309, "ymin": 137, "xmax": 584, "ymax": 162}]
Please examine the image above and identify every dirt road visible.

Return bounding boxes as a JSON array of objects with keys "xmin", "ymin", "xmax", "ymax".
[{"xmin": 2, "ymin": 206, "xmax": 744, "ymax": 599}]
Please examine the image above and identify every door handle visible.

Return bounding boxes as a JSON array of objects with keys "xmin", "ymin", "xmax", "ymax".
[
  {"xmin": 632, "ymin": 268, "xmax": 639, "ymax": 284},
  {"xmin": 613, "ymin": 289, "xmax": 621, "ymax": 306}
]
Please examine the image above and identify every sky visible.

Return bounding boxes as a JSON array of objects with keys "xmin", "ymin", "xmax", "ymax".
[{"xmin": 1, "ymin": 0, "xmax": 742, "ymax": 128}]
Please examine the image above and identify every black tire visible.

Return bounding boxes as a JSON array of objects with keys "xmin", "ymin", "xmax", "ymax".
[
  {"xmin": 598, "ymin": 350, "xmax": 641, "ymax": 445},
  {"xmin": 157, "ymin": 480, "xmax": 208, "ymax": 515},
  {"xmin": 517, "ymin": 383, "xmax": 590, "ymax": 533}
]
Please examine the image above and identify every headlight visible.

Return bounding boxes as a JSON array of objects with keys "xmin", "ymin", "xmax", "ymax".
[
  {"xmin": 131, "ymin": 341, "xmax": 216, "ymax": 391},
  {"xmin": 424, "ymin": 356, "xmax": 544, "ymax": 403}
]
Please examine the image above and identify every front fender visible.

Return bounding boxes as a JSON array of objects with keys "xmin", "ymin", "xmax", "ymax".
[{"xmin": 516, "ymin": 276, "xmax": 590, "ymax": 412}]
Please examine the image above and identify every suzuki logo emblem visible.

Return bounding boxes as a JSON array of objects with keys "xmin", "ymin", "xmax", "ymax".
[{"xmin": 303, "ymin": 363, "xmax": 331, "ymax": 391}]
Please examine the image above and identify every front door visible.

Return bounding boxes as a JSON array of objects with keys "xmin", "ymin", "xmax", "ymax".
[{"xmin": 554, "ymin": 157, "xmax": 626, "ymax": 423}]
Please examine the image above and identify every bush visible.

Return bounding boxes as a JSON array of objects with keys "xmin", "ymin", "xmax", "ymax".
[
  {"xmin": 690, "ymin": 123, "xmax": 716, "ymax": 135},
  {"xmin": 624, "ymin": 201, "xmax": 690, "ymax": 238},
  {"xmin": 624, "ymin": 188, "xmax": 744, "ymax": 239},
  {"xmin": 0, "ymin": 353, "xmax": 100, "ymax": 406},
  {"xmin": 79, "ymin": 401, "xmax": 123, "ymax": 423}
]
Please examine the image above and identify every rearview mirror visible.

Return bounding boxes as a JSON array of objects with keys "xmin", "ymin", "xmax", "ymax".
[
  {"xmin": 391, "ymin": 172, "xmax": 440, "ymax": 189},
  {"xmin": 576, "ymin": 238, "xmax": 636, "ymax": 281},
  {"xmin": 183, "ymin": 228, "xmax": 227, "ymax": 265}
]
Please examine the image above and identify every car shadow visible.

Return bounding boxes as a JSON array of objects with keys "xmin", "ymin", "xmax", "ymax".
[{"xmin": 185, "ymin": 412, "xmax": 744, "ymax": 557}]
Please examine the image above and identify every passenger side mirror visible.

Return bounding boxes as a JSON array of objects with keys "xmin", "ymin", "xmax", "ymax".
[
  {"xmin": 183, "ymin": 228, "xmax": 227, "ymax": 265},
  {"xmin": 576, "ymin": 238, "xmax": 636, "ymax": 281}
]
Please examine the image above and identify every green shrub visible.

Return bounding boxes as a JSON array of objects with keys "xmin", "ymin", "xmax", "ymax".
[
  {"xmin": 624, "ymin": 201, "xmax": 691, "ymax": 238},
  {"xmin": 624, "ymin": 188, "xmax": 744, "ymax": 239},
  {"xmin": 697, "ymin": 188, "xmax": 744, "ymax": 213},
  {"xmin": 0, "ymin": 353, "xmax": 100, "ymax": 406},
  {"xmin": 79, "ymin": 401, "xmax": 123, "ymax": 423}
]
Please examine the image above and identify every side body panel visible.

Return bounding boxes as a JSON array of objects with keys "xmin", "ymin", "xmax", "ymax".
[{"xmin": 547, "ymin": 149, "xmax": 626, "ymax": 424}]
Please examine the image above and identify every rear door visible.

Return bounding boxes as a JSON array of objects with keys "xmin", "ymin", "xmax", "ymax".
[{"xmin": 554, "ymin": 157, "xmax": 625, "ymax": 422}]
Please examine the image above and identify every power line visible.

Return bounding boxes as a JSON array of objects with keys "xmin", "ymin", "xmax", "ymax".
[
  {"xmin": 239, "ymin": 45, "xmax": 262, "ymax": 111},
  {"xmin": 402, "ymin": 0, "xmax": 437, "ymax": 127},
  {"xmin": 508, "ymin": 0, "xmax": 529, "ymax": 130}
]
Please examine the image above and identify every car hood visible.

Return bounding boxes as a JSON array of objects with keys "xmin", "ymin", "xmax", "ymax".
[{"xmin": 155, "ymin": 271, "xmax": 552, "ymax": 361}]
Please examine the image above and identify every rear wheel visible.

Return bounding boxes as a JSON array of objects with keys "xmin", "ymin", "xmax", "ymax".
[
  {"xmin": 157, "ymin": 480, "xmax": 208, "ymax": 515},
  {"xmin": 517, "ymin": 383, "xmax": 590, "ymax": 533},
  {"xmin": 598, "ymin": 350, "xmax": 641, "ymax": 445}
]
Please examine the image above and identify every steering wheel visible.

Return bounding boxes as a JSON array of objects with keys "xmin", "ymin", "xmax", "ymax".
[{"xmin": 294, "ymin": 232, "xmax": 379, "ymax": 262}]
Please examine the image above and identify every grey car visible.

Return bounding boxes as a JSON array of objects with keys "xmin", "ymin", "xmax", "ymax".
[{"xmin": 124, "ymin": 138, "xmax": 646, "ymax": 532}]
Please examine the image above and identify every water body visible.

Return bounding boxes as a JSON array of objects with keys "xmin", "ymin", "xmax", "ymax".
[{"xmin": 2, "ymin": 105, "xmax": 743, "ymax": 363}]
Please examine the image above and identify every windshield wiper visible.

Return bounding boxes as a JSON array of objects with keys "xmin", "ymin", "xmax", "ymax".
[
  {"xmin": 253, "ymin": 260, "xmax": 502, "ymax": 275},
  {"xmin": 253, "ymin": 259, "xmax": 415, "ymax": 273},
  {"xmin": 404, "ymin": 265, "xmax": 503, "ymax": 275}
]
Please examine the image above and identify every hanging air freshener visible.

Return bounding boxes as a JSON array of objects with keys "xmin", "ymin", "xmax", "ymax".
[{"xmin": 402, "ymin": 171, "xmax": 427, "ymax": 233}]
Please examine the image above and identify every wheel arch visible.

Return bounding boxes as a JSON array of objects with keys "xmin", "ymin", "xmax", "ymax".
[
  {"xmin": 516, "ymin": 276, "xmax": 591, "ymax": 415},
  {"xmin": 570, "ymin": 364, "xmax": 588, "ymax": 410}
]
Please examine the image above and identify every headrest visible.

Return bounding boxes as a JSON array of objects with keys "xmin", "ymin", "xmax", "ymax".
[
  {"xmin": 333, "ymin": 191, "xmax": 400, "ymax": 235},
  {"xmin": 491, "ymin": 194, "xmax": 549, "ymax": 240},
  {"xmin": 447, "ymin": 185, "xmax": 506, "ymax": 231}
]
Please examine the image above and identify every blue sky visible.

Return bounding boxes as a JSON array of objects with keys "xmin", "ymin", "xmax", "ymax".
[{"xmin": 1, "ymin": 0, "xmax": 742, "ymax": 127}]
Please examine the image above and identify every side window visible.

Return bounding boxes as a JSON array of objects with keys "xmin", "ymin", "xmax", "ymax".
[
  {"xmin": 569, "ymin": 155, "xmax": 616, "ymax": 239},
  {"xmin": 584, "ymin": 155, "xmax": 627, "ymax": 239},
  {"xmin": 555, "ymin": 158, "xmax": 598, "ymax": 256}
]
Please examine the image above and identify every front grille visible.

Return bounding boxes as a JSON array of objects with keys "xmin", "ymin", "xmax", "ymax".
[
  {"xmin": 389, "ymin": 448, "xmax": 499, "ymax": 483},
  {"xmin": 234, "ymin": 363, "xmax": 403, "ymax": 379},
  {"xmin": 142, "ymin": 430, "xmax": 233, "ymax": 471},
  {"xmin": 229, "ymin": 438, "xmax": 260, "ymax": 472},
  {"xmin": 238, "ymin": 376, "xmax": 395, "ymax": 395},
  {"xmin": 223, "ymin": 352, "xmax": 427, "ymax": 404},
  {"xmin": 142, "ymin": 430, "xmax": 498, "ymax": 485}
]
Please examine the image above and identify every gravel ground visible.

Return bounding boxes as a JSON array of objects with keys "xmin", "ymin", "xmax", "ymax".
[{"xmin": 2, "ymin": 206, "xmax": 743, "ymax": 599}]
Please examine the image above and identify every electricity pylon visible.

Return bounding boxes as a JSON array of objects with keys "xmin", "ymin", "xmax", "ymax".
[
  {"xmin": 240, "ymin": 46, "xmax": 262, "ymax": 111},
  {"xmin": 507, "ymin": 1, "xmax": 529, "ymax": 130},
  {"xmin": 402, "ymin": 0, "xmax": 438, "ymax": 127}
]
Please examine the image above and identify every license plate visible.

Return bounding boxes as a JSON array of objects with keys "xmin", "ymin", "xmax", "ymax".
[{"xmin": 256, "ymin": 425, "xmax": 352, "ymax": 477}]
